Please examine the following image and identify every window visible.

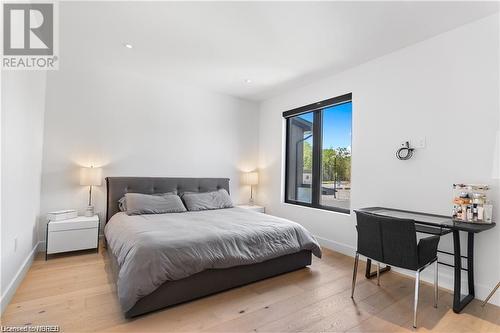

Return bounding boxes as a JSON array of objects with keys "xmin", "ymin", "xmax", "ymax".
[{"xmin": 284, "ymin": 93, "xmax": 352, "ymax": 214}]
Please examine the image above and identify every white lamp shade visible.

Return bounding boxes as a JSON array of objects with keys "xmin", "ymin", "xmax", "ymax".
[
  {"xmin": 80, "ymin": 167, "xmax": 102, "ymax": 186},
  {"xmin": 242, "ymin": 172, "xmax": 259, "ymax": 185}
]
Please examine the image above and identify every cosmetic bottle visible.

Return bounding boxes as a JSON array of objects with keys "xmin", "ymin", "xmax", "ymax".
[
  {"xmin": 472, "ymin": 205, "xmax": 478, "ymax": 221},
  {"xmin": 484, "ymin": 202, "xmax": 493, "ymax": 223},
  {"xmin": 477, "ymin": 206, "xmax": 484, "ymax": 221},
  {"xmin": 466, "ymin": 206, "xmax": 473, "ymax": 221}
]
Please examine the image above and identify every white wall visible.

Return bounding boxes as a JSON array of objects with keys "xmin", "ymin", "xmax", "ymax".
[
  {"xmin": 1, "ymin": 71, "xmax": 47, "ymax": 312},
  {"xmin": 39, "ymin": 65, "xmax": 260, "ymax": 241},
  {"xmin": 258, "ymin": 14, "xmax": 500, "ymax": 304}
]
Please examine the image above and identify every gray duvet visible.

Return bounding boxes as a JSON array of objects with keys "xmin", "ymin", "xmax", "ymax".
[{"xmin": 104, "ymin": 207, "xmax": 322, "ymax": 312}]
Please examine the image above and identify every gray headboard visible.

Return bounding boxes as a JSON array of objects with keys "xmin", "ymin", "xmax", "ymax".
[{"xmin": 105, "ymin": 177, "xmax": 230, "ymax": 223}]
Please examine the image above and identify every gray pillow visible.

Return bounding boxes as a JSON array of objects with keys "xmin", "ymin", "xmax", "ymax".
[
  {"xmin": 118, "ymin": 196, "xmax": 127, "ymax": 212},
  {"xmin": 182, "ymin": 189, "xmax": 233, "ymax": 211},
  {"xmin": 118, "ymin": 191, "xmax": 177, "ymax": 212},
  {"xmin": 124, "ymin": 192, "xmax": 186, "ymax": 215}
]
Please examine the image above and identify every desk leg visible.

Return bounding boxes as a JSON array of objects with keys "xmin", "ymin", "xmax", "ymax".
[
  {"xmin": 365, "ymin": 259, "xmax": 391, "ymax": 279},
  {"xmin": 453, "ymin": 230, "xmax": 475, "ymax": 313}
]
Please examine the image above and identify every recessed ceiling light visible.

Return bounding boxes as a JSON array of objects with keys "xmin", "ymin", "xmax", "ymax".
[
  {"xmin": 245, "ymin": 79, "xmax": 252, "ymax": 84},
  {"xmin": 123, "ymin": 43, "xmax": 133, "ymax": 49}
]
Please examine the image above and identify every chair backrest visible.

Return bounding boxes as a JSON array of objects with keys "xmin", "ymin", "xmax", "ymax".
[
  {"xmin": 355, "ymin": 211, "xmax": 419, "ymax": 270},
  {"xmin": 355, "ymin": 211, "xmax": 384, "ymax": 262}
]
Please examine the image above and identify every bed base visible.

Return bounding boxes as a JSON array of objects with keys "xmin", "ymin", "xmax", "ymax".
[{"xmin": 107, "ymin": 246, "xmax": 312, "ymax": 318}]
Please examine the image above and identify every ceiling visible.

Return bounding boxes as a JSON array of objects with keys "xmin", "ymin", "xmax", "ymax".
[{"xmin": 59, "ymin": 1, "xmax": 499, "ymax": 101}]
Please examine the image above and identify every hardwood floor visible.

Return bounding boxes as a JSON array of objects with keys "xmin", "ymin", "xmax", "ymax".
[{"xmin": 2, "ymin": 245, "xmax": 499, "ymax": 332}]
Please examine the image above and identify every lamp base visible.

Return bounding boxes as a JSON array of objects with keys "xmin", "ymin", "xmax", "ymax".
[
  {"xmin": 248, "ymin": 198, "xmax": 254, "ymax": 206},
  {"xmin": 84, "ymin": 205, "xmax": 94, "ymax": 217}
]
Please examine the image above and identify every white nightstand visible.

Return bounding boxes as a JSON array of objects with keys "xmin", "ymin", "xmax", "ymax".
[
  {"xmin": 46, "ymin": 215, "xmax": 99, "ymax": 260},
  {"xmin": 237, "ymin": 204, "xmax": 265, "ymax": 213}
]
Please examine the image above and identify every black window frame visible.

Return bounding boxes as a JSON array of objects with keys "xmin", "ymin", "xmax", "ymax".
[{"xmin": 283, "ymin": 93, "xmax": 352, "ymax": 214}]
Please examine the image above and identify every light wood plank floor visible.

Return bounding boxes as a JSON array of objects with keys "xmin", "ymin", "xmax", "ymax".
[{"xmin": 1, "ymin": 245, "xmax": 499, "ymax": 332}]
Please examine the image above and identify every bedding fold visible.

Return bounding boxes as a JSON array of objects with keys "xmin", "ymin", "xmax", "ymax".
[{"xmin": 105, "ymin": 207, "xmax": 321, "ymax": 312}]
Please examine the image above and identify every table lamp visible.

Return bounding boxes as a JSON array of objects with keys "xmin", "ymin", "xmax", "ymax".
[
  {"xmin": 242, "ymin": 171, "xmax": 259, "ymax": 205},
  {"xmin": 80, "ymin": 166, "xmax": 102, "ymax": 217}
]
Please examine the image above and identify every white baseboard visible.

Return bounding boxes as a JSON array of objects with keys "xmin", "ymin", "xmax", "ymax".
[
  {"xmin": 315, "ymin": 235, "xmax": 356, "ymax": 257},
  {"xmin": 316, "ymin": 235, "xmax": 500, "ymax": 306},
  {"xmin": 0, "ymin": 241, "xmax": 40, "ymax": 314}
]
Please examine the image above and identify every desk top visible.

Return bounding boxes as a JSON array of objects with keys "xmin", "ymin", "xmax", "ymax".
[{"xmin": 357, "ymin": 207, "xmax": 496, "ymax": 233}]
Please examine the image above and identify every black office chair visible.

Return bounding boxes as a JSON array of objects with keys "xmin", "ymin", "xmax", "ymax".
[{"xmin": 351, "ymin": 211, "xmax": 440, "ymax": 328}]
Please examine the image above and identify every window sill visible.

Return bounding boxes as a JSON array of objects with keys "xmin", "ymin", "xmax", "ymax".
[{"xmin": 283, "ymin": 200, "xmax": 351, "ymax": 216}]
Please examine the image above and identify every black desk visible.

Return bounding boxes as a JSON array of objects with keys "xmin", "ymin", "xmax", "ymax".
[{"xmin": 357, "ymin": 207, "xmax": 496, "ymax": 313}]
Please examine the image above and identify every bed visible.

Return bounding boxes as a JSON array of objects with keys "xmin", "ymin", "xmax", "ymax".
[{"xmin": 104, "ymin": 177, "xmax": 321, "ymax": 318}]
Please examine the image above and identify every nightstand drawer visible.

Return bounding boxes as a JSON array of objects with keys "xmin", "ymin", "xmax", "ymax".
[
  {"xmin": 47, "ymin": 228, "xmax": 98, "ymax": 254},
  {"xmin": 48, "ymin": 216, "xmax": 99, "ymax": 232}
]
